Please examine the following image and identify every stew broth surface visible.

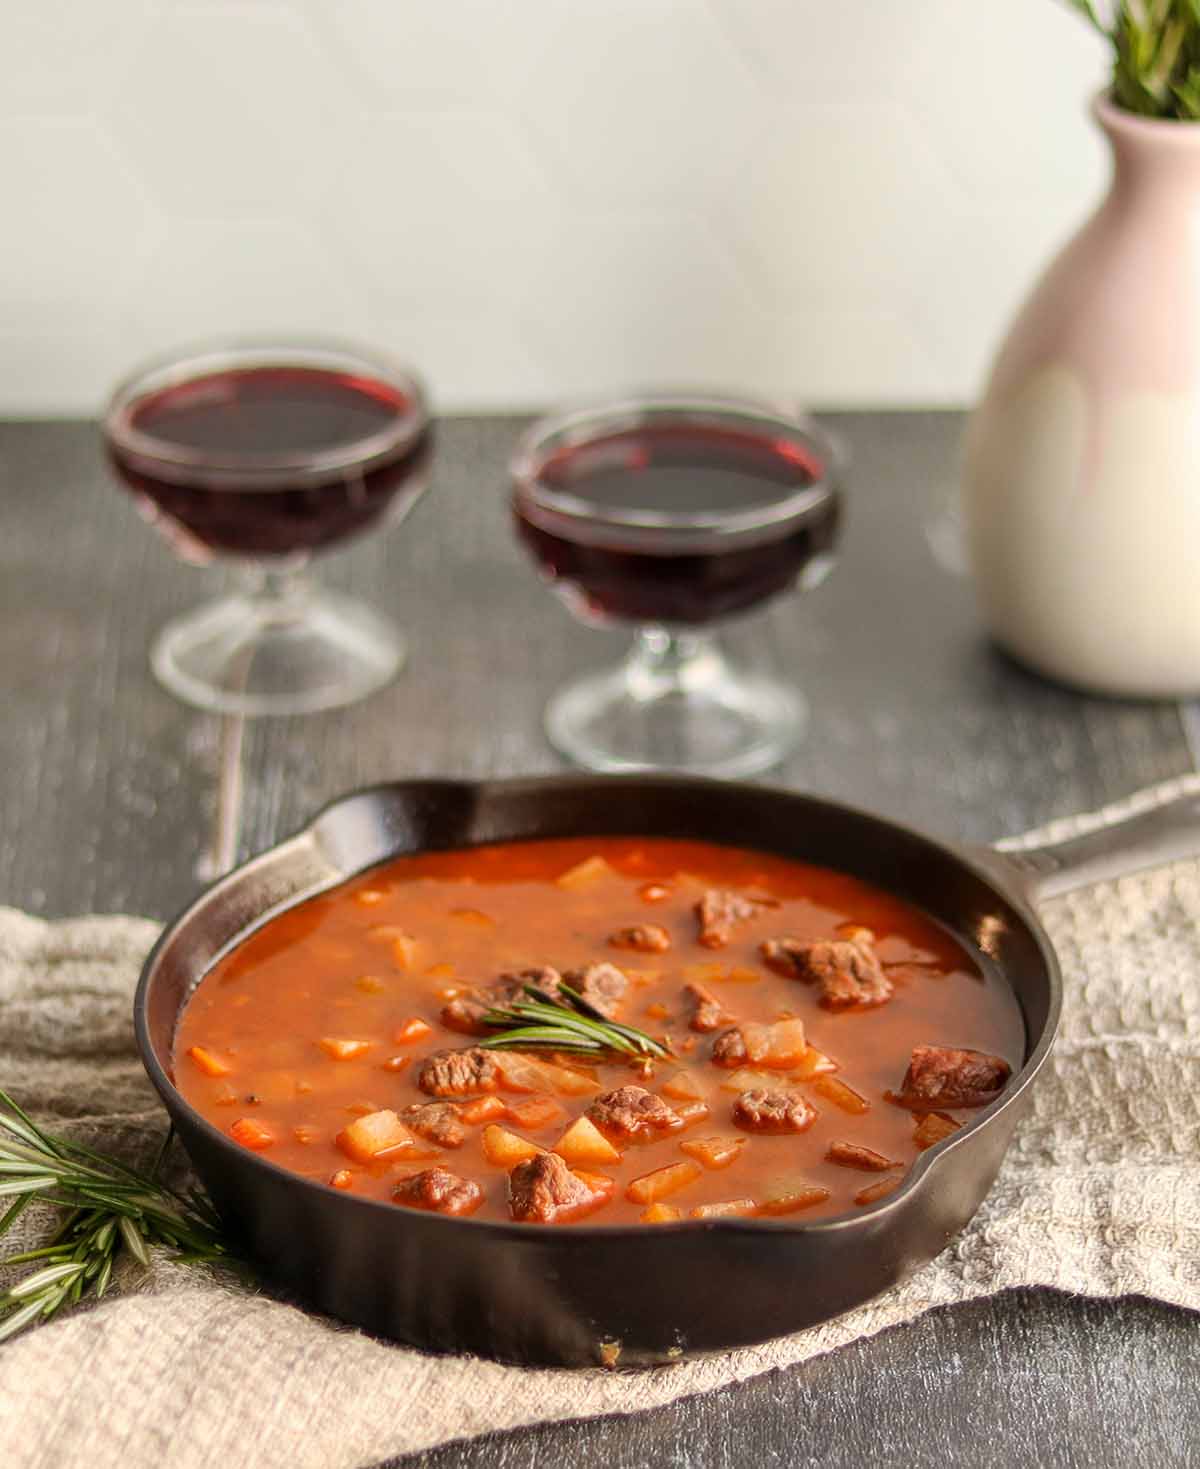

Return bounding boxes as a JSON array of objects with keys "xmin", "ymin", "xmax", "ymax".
[{"xmin": 175, "ymin": 837, "xmax": 1025, "ymax": 1224}]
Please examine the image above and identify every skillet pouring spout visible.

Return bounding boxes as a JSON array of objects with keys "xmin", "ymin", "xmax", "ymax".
[{"xmin": 135, "ymin": 775, "xmax": 1199, "ymax": 1365}]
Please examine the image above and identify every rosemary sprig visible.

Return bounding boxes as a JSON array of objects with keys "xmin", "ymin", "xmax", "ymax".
[
  {"xmin": 478, "ymin": 983, "xmax": 672, "ymax": 1060},
  {"xmin": 1066, "ymin": 1, "xmax": 1200, "ymax": 120},
  {"xmin": 0, "ymin": 1089, "xmax": 234, "ymax": 1343}
]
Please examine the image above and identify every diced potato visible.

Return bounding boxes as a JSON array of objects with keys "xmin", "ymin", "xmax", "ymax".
[
  {"xmin": 319, "ymin": 1037, "xmax": 371, "ymax": 1062},
  {"xmin": 740, "ymin": 1018, "xmax": 807, "ymax": 1069},
  {"xmin": 506, "ymin": 1094, "xmax": 566, "ymax": 1131},
  {"xmin": 758, "ymin": 1186, "xmax": 831, "ymax": 1216},
  {"xmin": 689, "ymin": 1198, "xmax": 756, "ymax": 1219},
  {"xmin": 187, "ymin": 1045, "xmax": 232, "ymax": 1078},
  {"xmin": 573, "ymin": 1170, "xmax": 616, "ymax": 1205},
  {"xmin": 354, "ymin": 888, "xmax": 387, "ymax": 907},
  {"xmin": 556, "ymin": 855, "xmax": 615, "ymax": 890},
  {"xmin": 679, "ymin": 1135, "xmax": 745, "ymax": 1170},
  {"xmin": 497, "ymin": 1052, "xmax": 600, "ymax": 1098},
  {"xmin": 660, "ymin": 1069, "xmax": 704, "ymax": 1102},
  {"xmin": 230, "ymin": 1117, "xmax": 274, "ymax": 1151},
  {"xmin": 913, "ymin": 1112, "xmax": 961, "ymax": 1150},
  {"xmin": 811, "ymin": 1076, "xmax": 870, "ymax": 1115},
  {"xmin": 449, "ymin": 908, "xmax": 496, "ymax": 928},
  {"xmin": 854, "ymin": 1178, "xmax": 899, "ymax": 1206},
  {"xmin": 792, "ymin": 1045, "xmax": 838, "ymax": 1080},
  {"xmin": 640, "ymin": 1202, "xmax": 683, "ymax": 1224},
  {"xmin": 459, "ymin": 1095, "xmax": 507, "ymax": 1125},
  {"xmin": 391, "ymin": 935, "xmax": 418, "ymax": 970},
  {"xmin": 336, "ymin": 1109, "xmax": 415, "ymax": 1163},
  {"xmin": 355, "ymin": 974, "xmax": 387, "ymax": 994},
  {"xmin": 625, "ymin": 1161, "xmax": 703, "ymax": 1205},
  {"xmin": 718, "ymin": 1067, "xmax": 786, "ymax": 1094},
  {"xmin": 673, "ymin": 1100, "xmax": 710, "ymax": 1127},
  {"xmin": 393, "ymin": 1017, "xmax": 433, "ymax": 1045},
  {"xmin": 381, "ymin": 1055, "xmax": 412, "ymax": 1075},
  {"xmin": 553, "ymin": 1115, "xmax": 621, "ymax": 1167},
  {"xmin": 481, "ymin": 1124, "xmax": 542, "ymax": 1167}
]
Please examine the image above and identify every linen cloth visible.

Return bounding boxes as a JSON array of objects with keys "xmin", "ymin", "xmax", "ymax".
[{"xmin": 1, "ymin": 777, "xmax": 1198, "ymax": 1469}]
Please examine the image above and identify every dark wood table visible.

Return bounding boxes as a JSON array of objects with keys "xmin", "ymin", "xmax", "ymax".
[{"xmin": 3, "ymin": 413, "xmax": 1196, "ymax": 1466}]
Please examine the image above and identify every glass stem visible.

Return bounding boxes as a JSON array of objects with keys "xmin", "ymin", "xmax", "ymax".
[
  {"xmin": 238, "ymin": 563, "xmax": 311, "ymax": 619},
  {"xmin": 623, "ymin": 626, "xmax": 730, "ymax": 701}
]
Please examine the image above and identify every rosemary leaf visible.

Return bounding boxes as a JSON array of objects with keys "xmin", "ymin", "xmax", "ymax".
[{"xmin": 476, "ymin": 984, "xmax": 671, "ymax": 1060}]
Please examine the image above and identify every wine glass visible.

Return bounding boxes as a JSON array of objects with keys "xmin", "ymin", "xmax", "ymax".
[
  {"xmin": 103, "ymin": 340, "xmax": 432, "ymax": 716},
  {"xmin": 511, "ymin": 392, "xmax": 842, "ymax": 776}
]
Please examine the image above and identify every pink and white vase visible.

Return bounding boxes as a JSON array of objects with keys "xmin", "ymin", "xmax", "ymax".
[{"xmin": 963, "ymin": 94, "xmax": 1200, "ymax": 697}]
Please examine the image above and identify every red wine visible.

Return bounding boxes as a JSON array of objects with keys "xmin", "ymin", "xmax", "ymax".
[
  {"xmin": 514, "ymin": 423, "xmax": 839, "ymax": 625},
  {"xmin": 108, "ymin": 365, "xmax": 430, "ymax": 561}
]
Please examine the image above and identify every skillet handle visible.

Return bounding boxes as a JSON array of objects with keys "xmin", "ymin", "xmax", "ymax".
[{"xmin": 991, "ymin": 778, "xmax": 1200, "ymax": 903}]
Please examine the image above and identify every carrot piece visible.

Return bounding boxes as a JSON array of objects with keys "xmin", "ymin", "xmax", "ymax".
[
  {"xmin": 391, "ymin": 935, "xmax": 418, "ymax": 970},
  {"xmin": 625, "ymin": 1161, "xmax": 702, "ymax": 1205},
  {"xmin": 319, "ymin": 1037, "xmax": 371, "ymax": 1061},
  {"xmin": 913, "ymin": 1112, "xmax": 961, "ymax": 1150},
  {"xmin": 505, "ymin": 1094, "xmax": 566, "ymax": 1131},
  {"xmin": 459, "ymin": 1095, "xmax": 506, "ymax": 1125},
  {"xmin": 329, "ymin": 1170, "xmax": 354, "ymax": 1190},
  {"xmin": 230, "ymin": 1117, "xmax": 274, "ymax": 1151},
  {"xmin": 393, "ymin": 1017, "xmax": 433, "ymax": 1045},
  {"xmin": 679, "ymin": 1135, "xmax": 745, "ymax": 1170},
  {"xmin": 854, "ymin": 1178, "xmax": 900, "ymax": 1206},
  {"xmin": 689, "ymin": 1198, "xmax": 756, "ymax": 1219},
  {"xmin": 187, "ymin": 1045, "xmax": 232, "ymax": 1078},
  {"xmin": 826, "ymin": 1141, "xmax": 897, "ymax": 1172},
  {"xmin": 381, "ymin": 1055, "xmax": 412, "ymax": 1075},
  {"xmin": 555, "ymin": 855, "xmax": 614, "ymax": 889},
  {"xmin": 811, "ymin": 1075, "xmax": 870, "ymax": 1115},
  {"xmin": 758, "ymin": 1186, "xmax": 831, "ymax": 1216},
  {"xmin": 640, "ymin": 1202, "xmax": 683, "ymax": 1224}
]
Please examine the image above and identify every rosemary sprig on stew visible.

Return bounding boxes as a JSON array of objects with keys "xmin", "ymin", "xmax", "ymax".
[
  {"xmin": 478, "ymin": 983, "xmax": 672, "ymax": 1060},
  {"xmin": 0, "ymin": 1088, "xmax": 233, "ymax": 1343}
]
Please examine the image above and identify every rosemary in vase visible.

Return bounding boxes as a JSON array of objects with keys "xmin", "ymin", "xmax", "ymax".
[{"xmin": 1068, "ymin": 1, "xmax": 1200, "ymax": 119}]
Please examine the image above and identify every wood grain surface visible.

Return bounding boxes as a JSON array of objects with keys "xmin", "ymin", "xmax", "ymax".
[{"xmin": 1, "ymin": 412, "xmax": 1196, "ymax": 1466}]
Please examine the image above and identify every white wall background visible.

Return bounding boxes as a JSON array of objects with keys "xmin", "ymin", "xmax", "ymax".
[{"xmin": 3, "ymin": 0, "xmax": 1110, "ymax": 415}]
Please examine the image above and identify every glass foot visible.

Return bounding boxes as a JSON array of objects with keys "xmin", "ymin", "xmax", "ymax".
[
  {"xmin": 545, "ymin": 628, "xmax": 805, "ymax": 777},
  {"xmin": 150, "ymin": 577, "xmax": 405, "ymax": 716}
]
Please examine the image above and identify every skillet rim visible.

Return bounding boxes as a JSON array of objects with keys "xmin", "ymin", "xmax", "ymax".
[{"xmin": 133, "ymin": 772, "xmax": 1063, "ymax": 1244}]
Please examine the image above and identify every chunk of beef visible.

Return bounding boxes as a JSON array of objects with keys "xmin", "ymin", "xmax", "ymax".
[
  {"xmin": 683, "ymin": 981, "xmax": 727, "ymax": 1034},
  {"xmin": 825, "ymin": 1141, "xmax": 896, "ymax": 1172},
  {"xmin": 507, "ymin": 1152, "xmax": 598, "ymax": 1223},
  {"xmin": 609, "ymin": 923, "xmax": 671, "ymax": 954},
  {"xmin": 731, "ymin": 1089, "xmax": 817, "ymax": 1134},
  {"xmin": 393, "ymin": 1167, "xmax": 483, "ymax": 1217},
  {"xmin": 440, "ymin": 967, "xmax": 563, "ymax": 1036},
  {"xmin": 695, "ymin": 889, "xmax": 775, "ymax": 948},
  {"xmin": 563, "ymin": 961, "xmax": 628, "ymax": 1019},
  {"xmin": 399, "ymin": 1101, "xmax": 466, "ymax": 1149},
  {"xmin": 418, "ymin": 1046, "xmax": 501, "ymax": 1098},
  {"xmin": 891, "ymin": 1045, "xmax": 1012, "ymax": 1109},
  {"xmin": 587, "ymin": 1084, "xmax": 682, "ymax": 1143},
  {"xmin": 709, "ymin": 1026, "xmax": 748, "ymax": 1068},
  {"xmin": 760, "ymin": 934, "xmax": 893, "ymax": 1010}
]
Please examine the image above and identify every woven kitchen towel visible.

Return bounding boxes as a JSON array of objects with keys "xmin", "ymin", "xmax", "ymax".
[{"xmin": 1, "ymin": 778, "xmax": 1199, "ymax": 1469}]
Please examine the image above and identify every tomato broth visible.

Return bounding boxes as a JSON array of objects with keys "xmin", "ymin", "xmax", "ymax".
[{"xmin": 174, "ymin": 837, "xmax": 1025, "ymax": 1225}]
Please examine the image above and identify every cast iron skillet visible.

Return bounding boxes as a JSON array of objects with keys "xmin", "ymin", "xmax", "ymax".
[{"xmin": 134, "ymin": 774, "xmax": 1200, "ymax": 1367}]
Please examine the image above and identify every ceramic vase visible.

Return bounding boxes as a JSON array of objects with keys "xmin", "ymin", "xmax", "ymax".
[{"xmin": 963, "ymin": 94, "xmax": 1200, "ymax": 697}]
